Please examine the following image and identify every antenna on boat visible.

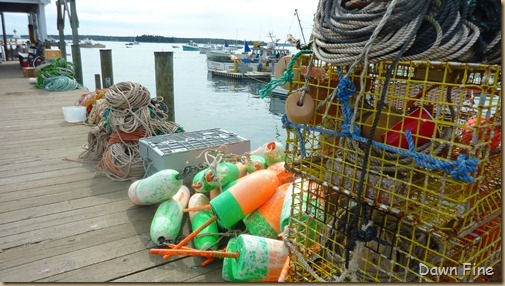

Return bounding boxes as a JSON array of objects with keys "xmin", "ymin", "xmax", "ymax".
[{"xmin": 294, "ymin": 9, "xmax": 306, "ymax": 45}]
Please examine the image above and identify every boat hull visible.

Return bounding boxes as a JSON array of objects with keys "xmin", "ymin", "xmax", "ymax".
[
  {"xmin": 182, "ymin": 45, "xmax": 199, "ymax": 51},
  {"xmin": 80, "ymin": 44, "xmax": 106, "ymax": 48}
]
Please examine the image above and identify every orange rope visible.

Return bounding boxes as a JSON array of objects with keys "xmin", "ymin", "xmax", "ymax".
[
  {"xmin": 108, "ymin": 130, "xmax": 146, "ymax": 145},
  {"xmin": 162, "ymin": 215, "xmax": 217, "ymax": 260}
]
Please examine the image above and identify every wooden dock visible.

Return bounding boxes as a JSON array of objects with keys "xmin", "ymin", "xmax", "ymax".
[
  {"xmin": 210, "ymin": 69, "xmax": 272, "ymax": 80},
  {"xmin": 0, "ymin": 61, "xmax": 224, "ymax": 282}
]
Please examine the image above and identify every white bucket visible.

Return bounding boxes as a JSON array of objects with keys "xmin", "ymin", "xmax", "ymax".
[{"xmin": 62, "ymin": 106, "xmax": 86, "ymax": 123}]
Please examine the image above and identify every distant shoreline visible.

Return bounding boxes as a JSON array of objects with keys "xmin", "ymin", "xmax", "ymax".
[{"xmin": 3, "ymin": 34, "xmax": 294, "ymax": 47}]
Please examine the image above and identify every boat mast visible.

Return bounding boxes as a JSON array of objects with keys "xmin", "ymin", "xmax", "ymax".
[{"xmin": 294, "ymin": 9, "xmax": 306, "ymax": 45}]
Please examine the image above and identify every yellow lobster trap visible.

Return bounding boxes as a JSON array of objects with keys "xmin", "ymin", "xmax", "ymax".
[
  {"xmin": 284, "ymin": 177, "xmax": 501, "ymax": 282},
  {"xmin": 281, "ymin": 54, "xmax": 501, "ymax": 235}
]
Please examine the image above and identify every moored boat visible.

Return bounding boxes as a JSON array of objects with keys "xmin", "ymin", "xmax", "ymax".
[
  {"xmin": 80, "ymin": 38, "xmax": 106, "ymax": 48},
  {"xmin": 182, "ymin": 40, "xmax": 199, "ymax": 51}
]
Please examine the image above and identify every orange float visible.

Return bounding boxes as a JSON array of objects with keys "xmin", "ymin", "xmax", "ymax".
[
  {"xmin": 243, "ymin": 182, "xmax": 292, "ymax": 238},
  {"xmin": 210, "ymin": 169, "xmax": 281, "ymax": 229}
]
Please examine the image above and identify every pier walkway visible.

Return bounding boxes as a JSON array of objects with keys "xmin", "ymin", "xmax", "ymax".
[{"xmin": 0, "ymin": 61, "xmax": 223, "ymax": 282}]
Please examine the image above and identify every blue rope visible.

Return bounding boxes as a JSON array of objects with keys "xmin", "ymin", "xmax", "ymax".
[
  {"xmin": 43, "ymin": 75, "xmax": 80, "ymax": 91},
  {"xmin": 335, "ymin": 67, "xmax": 360, "ymax": 137},
  {"xmin": 282, "ymin": 114, "xmax": 478, "ymax": 183},
  {"xmin": 259, "ymin": 50, "xmax": 313, "ymax": 99}
]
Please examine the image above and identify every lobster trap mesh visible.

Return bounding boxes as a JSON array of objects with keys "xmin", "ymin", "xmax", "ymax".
[
  {"xmin": 285, "ymin": 177, "xmax": 502, "ymax": 282},
  {"xmin": 283, "ymin": 56, "xmax": 501, "ymax": 234}
]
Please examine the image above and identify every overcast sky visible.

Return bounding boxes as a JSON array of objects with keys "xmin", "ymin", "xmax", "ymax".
[{"xmin": 3, "ymin": 0, "xmax": 317, "ymax": 42}]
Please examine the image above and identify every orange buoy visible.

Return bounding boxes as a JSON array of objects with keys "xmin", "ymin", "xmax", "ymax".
[
  {"xmin": 243, "ymin": 182, "xmax": 292, "ymax": 238},
  {"xmin": 210, "ymin": 170, "xmax": 280, "ymax": 229},
  {"xmin": 267, "ymin": 161, "xmax": 294, "ymax": 184}
]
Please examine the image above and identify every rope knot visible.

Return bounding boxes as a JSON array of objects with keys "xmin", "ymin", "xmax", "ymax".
[
  {"xmin": 283, "ymin": 69, "xmax": 294, "ymax": 83},
  {"xmin": 336, "ymin": 77, "xmax": 356, "ymax": 103},
  {"xmin": 450, "ymin": 154, "xmax": 478, "ymax": 182},
  {"xmin": 357, "ymin": 223, "xmax": 377, "ymax": 243},
  {"xmin": 281, "ymin": 113, "xmax": 290, "ymax": 128}
]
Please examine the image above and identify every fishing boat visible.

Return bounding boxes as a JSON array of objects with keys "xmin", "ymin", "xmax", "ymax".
[
  {"xmin": 80, "ymin": 39, "xmax": 106, "ymax": 48},
  {"xmin": 199, "ymin": 43, "xmax": 219, "ymax": 54},
  {"xmin": 125, "ymin": 41, "xmax": 139, "ymax": 46},
  {"xmin": 206, "ymin": 36, "xmax": 291, "ymax": 80},
  {"xmin": 182, "ymin": 40, "xmax": 199, "ymax": 51}
]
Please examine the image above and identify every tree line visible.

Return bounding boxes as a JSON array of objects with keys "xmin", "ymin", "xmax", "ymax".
[{"xmin": 44, "ymin": 34, "xmax": 247, "ymax": 45}]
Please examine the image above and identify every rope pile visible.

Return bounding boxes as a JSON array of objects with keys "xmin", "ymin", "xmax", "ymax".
[
  {"xmin": 35, "ymin": 58, "xmax": 81, "ymax": 91},
  {"xmin": 312, "ymin": 0, "xmax": 501, "ymax": 65},
  {"xmin": 79, "ymin": 82, "xmax": 183, "ymax": 181}
]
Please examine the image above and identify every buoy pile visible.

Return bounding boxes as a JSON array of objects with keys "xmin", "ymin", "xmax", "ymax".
[
  {"xmin": 78, "ymin": 82, "xmax": 183, "ymax": 181},
  {"xmin": 129, "ymin": 141, "xmax": 307, "ymax": 282}
]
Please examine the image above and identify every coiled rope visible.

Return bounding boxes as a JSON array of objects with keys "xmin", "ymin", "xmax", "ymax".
[
  {"xmin": 79, "ymin": 82, "xmax": 183, "ymax": 181},
  {"xmin": 42, "ymin": 75, "xmax": 81, "ymax": 91},
  {"xmin": 311, "ymin": 0, "xmax": 500, "ymax": 65},
  {"xmin": 35, "ymin": 58, "xmax": 81, "ymax": 91}
]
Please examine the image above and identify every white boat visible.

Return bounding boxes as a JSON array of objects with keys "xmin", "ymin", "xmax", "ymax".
[
  {"xmin": 199, "ymin": 43, "xmax": 220, "ymax": 54},
  {"xmin": 80, "ymin": 39, "xmax": 106, "ymax": 48}
]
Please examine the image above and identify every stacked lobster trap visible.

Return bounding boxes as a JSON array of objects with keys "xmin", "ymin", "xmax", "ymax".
[{"xmin": 281, "ymin": 54, "xmax": 502, "ymax": 282}]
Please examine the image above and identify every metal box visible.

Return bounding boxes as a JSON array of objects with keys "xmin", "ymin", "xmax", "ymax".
[{"xmin": 139, "ymin": 128, "xmax": 250, "ymax": 175}]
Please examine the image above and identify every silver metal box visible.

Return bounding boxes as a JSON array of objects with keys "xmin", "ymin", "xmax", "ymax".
[{"xmin": 139, "ymin": 128, "xmax": 250, "ymax": 175}]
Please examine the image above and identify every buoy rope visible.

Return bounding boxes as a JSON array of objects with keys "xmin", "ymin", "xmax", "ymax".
[
  {"xmin": 297, "ymin": 54, "xmax": 315, "ymax": 106},
  {"xmin": 259, "ymin": 50, "xmax": 313, "ymax": 99}
]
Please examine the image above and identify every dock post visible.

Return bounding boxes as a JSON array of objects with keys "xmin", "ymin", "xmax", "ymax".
[
  {"xmin": 94, "ymin": 74, "xmax": 101, "ymax": 90},
  {"xmin": 71, "ymin": 44, "xmax": 83, "ymax": 84},
  {"xmin": 154, "ymin": 51, "xmax": 175, "ymax": 122},
  {"xmin": 68, "ymin": 0, "xmax": 83, "ymax": 85},
  {"xmin": 56, "ymin": 0, "xmax": 67, "ymax": 60},
  {"xmin": 1, "ymin": 12, "xmax": 8, "ymax": 62},
  {"xmin": 100, "ymin": 49, "xmax": 114, "ymax": 88}
]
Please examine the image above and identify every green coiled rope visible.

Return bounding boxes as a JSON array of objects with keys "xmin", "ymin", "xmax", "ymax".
[
  {"xmin": 259, "ymin": 50, "xmax": 313, "ymax": 99},
  {"xmin": 42, "ymin": 75, "xmax": 80, "ymax": 91}
]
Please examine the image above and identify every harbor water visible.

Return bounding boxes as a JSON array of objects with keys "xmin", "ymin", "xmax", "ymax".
[{"xmin": 70, "ymin": 41, "xmax": 291, "ymax": 150}]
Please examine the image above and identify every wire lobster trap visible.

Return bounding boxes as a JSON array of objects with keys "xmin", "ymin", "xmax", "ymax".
[
  {"xmin": 284, "ymin": 177, "xmax": 502, "ymax": 282},
  {"xmin": 283, "ymin": 55, "xmax": 501, "ymax": 235}
]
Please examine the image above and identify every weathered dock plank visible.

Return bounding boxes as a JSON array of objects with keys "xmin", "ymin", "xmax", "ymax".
[{"xmin": 0, "ymin": 61, "xmax": 225, "ymax": 282}]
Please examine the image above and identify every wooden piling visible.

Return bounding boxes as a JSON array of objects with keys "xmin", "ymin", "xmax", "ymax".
[
  {"xmin": 1, "ymin": 12, "xmax": 8, "ymax": 62},
  {"xmin": 94, "ymin": 74, "xmax": 101, "ymax": 90},
  {"xmin": 56, "ymin": 0, "xmax": 67, "ymax": 60},
  {"xmin": 154, "ymin": 51, "xmax": 175, "ymax": 122},
  {"xmin": 100, "ymin": 49, "xmax": 114, "ymax": 88},
  {"xmin": 68, "ymin": 0, "xmax": 83, "ymax": 85}
]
